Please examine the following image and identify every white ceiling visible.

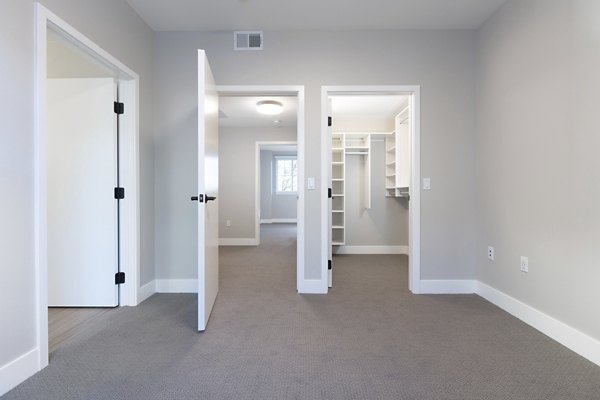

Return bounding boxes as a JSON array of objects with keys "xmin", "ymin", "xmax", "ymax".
[
  {"xmin": 126, "ymin": 0, "xmax": 506, "ymax": 31},
  {"xmin": 219, "ymin": 95, "xmax": 297, "ymax": 128},
  {"xmin": 331, "ymin": 95, "xmax": 408, "ymax": 132}
]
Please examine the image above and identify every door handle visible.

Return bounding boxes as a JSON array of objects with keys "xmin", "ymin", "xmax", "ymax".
[{"xmin": 191, "ymin": 194, "xmax": 216, "ymax": 203}]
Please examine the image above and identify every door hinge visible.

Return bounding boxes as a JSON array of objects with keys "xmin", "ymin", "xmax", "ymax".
[
  {"xmin": 114, "ymin": 187, "xmax": 125, "ymax": 199},
  {"xmin": 328, "ymin": 260, "xmax": 332, "ymax": 270},
  {"xmin": 327, "ymin": 116, "xmax": 332, "ymax": 127},
  {"xmin": 328, "ymin": 188, "xmax": 332, "ymax": 199},
  {"xmin": 115, "ymin": 272, "xmax": 125, "ymax": 285},
  {"xmin": 114, "ymin": 101, "xmax": 124, "ymax": 115}
]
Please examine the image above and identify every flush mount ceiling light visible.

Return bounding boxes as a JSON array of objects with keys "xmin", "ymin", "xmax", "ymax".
[{"xmin": 256, "ymin": 100, "xmax": 283, "ymax": 115}]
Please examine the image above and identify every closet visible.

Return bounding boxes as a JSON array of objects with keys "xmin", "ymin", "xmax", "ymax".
[{"xmin": 329, "ymin": 94, "xmax": 411, "ymax": 255}]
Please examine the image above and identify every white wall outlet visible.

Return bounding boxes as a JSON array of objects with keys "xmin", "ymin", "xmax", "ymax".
[
  {"xmin": 487, "ymin": 246, "xmax": 495, "ymax": 261},
  {"xmin": 423, "ymin": 177, "xmax": 431, "ymax": 190},
  {"xmin": 226, "ymin": 219, "xmax": 231, "ymax": 227},
  {"xmin": 520, "ymin": 256, "xmax": 529, "ymax": 273}
]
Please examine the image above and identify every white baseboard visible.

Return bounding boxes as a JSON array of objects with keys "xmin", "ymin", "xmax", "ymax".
[
  {"xmin": 334, "ymin": 245, "xmax": 409, "ymax": 255},
  {"xmin": 260, "ymin": 218, "xmax": 297, "ymax": 224},
  {"xmin": 155, "ymin": 279, "xmax": 197, "ymax": 293},
  {"xmin": 219, "ymin": 238, "xmax": 259, "ymax": 246},
  {"xmin": 419, "ymin": 279, "xmax": 477, "ymax": 294},
  {"xmin": 0, "ymin": 348, "xmax": 39, "ymax": 396},
  {"xmin": 476, "ymin": 282, "xmax": 600, "ymax": 367},
  {"xmin": 297, "ymin": 279, "xmax": 327, "ymax": 294},
  {"xmin": 138, "ymin": 280, "xmax": 156, "ymax": 303}
]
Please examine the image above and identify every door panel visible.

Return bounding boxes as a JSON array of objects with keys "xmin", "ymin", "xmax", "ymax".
[
  {"xmin": 197, "ymin": 50, "xmax": 219, "ymax": 331},
  {"xmin": 47, "ymin": 78, "xmax": 118, "ymax": 307}
]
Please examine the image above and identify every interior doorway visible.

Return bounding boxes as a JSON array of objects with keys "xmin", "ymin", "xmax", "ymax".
[
  {"xmin": 35, "ymin": 3, "xmax": 140, "ymax": 367},
  {"xmin": 321, "ymin": 86, "xmax": 421, "ymax": 293},
  {"xmin": 217, "ymin": 86, "xmax": 306, "ymax": 292}
]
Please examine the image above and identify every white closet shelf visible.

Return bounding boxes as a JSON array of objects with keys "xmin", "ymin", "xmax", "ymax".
[
  {"xmin": 345, "ymin": 146, "xmax": 369, "ymax": 150},
  {"xmin": 332, "ymin": 178, "xmax": 344, "ymax": 181},
  {"xmin": 332, "ymin": 210, "xmax": 344, "ymax": 213},
  {"xmin": 386, "ymin": 161, "xmax": 396, "ymax": 166},
  {"xmin": 332, "ymin": 193, "xmax": 345, "ymax": 197},
  {"xmin": 332, "ymin": 225, "xmax": 344, "ymax": 229},
  {"xmin": 387, "ymin": 147, "xmax": 396, "ymax": 152},
  {"xmin": 332, "ymin": 242, "xmax": 344, "ymax": 246},
  {"xmin": 332, "ymin": 161, "xmax": 344, "ymax": 165}
]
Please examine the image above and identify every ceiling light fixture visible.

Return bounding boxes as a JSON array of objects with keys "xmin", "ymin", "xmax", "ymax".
[{"xmin": 256, "ymin": 100, "xmax": 283, "ymax": 115}]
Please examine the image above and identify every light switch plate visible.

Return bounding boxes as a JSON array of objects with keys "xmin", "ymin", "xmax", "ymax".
[
  {"xmin": 307, "ymin": 177, "xmax": 316, "ymax": 190},
  {"xmin": 423, "ymin": 178, "xmax": 431, "ymax": 190}
]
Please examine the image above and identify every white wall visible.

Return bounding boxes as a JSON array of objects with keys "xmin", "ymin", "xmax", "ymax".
[
  {"xmin": 260, "ymin": 150, "xmax": 298, "ymax": 222},
  {"xmin": 345, "ymin": 140, "xmax": 408, "ymax": 246},
  {"xmin": 0, "ymin": 0, "xmax": 155, "ymax": 392},
  {"xmin": 476, "ymin": 0, "xmax": 600, "ymax": 340},
  {"xmin": 154, "ymin": 29, "xmax": 477, "ymax": 282}
]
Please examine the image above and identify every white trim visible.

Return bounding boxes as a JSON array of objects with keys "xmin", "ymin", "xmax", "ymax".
[
  {"xmin": 260, "ymin": 218, "xmax": 298, "ymax": 224},
  {"xmin": 34, "ymin": 3, "xmax": 141, "ymax": 373},
  {"xmin": 321, "ymin": 86, "xmax": 421, "ymax": 295},
  {"xmin": 477, "ymin": 282, "xmax": 600, "ymax": 367},
  {"xmin": 138, "ymin": 280, "xmax": 156, "ymax": 303},
  {"xmin": 219, "ymin": 238, "xmax": 259, "ymax": 246},
  {"xmin": 0, "ymin": 348, "xmax": 39, "ymax": 397},
  {"xmin": 218, "ymin": 86, "xmax": 305, "ymax": 293},
  {"xmin": 419, "ymin": 280, "xmax": 477, "ymax": 294},
  {"xmin": 297, "ymin": 279, "xmax": 328, "ymax": 294},
  {"xmin": 155, "ymin": 279, "xmax": 198, "ymax": 293},
  {"xmin": 334, "ymin": 245, "xmax": 408, "ymax": 255}
]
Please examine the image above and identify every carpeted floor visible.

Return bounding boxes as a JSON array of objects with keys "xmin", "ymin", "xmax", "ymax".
[{"xmin": 4, "ymin": 224, "xmax": 600, "ymax": 399}]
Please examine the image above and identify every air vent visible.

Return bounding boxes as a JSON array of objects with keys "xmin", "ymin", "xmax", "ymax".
[{"xmin": 234, "ymin": 31, "xmax": 263, "ymax": 50}]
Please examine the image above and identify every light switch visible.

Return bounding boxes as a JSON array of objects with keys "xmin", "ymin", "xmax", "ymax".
[
  {"xmin": 307, "ymin": 177, "xmax": 316, "ymax": 190},
  {"xmin": 423, "ymin": 178, "xmax": 431, "ymax": 190}
]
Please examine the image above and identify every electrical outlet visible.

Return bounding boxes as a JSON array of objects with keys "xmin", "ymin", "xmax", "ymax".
[
  {"xmin": 226, "ymin": 219, "xmax": 231, "ymax": 227},
  {"xmin": 520, "ymin": 256, "xmax": 529, "ymax": 273},
  {"xmin": 487, "ymin": 246, "xmax": 495, "ymax": 261}
]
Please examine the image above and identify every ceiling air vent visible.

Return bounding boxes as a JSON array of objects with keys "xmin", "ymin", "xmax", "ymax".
[{"xmin": 234, "ymin": 31, "xmax": 263, "ymax": 51}]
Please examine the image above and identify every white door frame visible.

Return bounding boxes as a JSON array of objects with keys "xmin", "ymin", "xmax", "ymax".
[
  {"xmin": 255, "ymin": 141, "xmax": 298, "ymax": 234},
  {"xmin": 34, "ymin": 3, "xmax": 140, "ymax": 370},
  {"xmin": 217, "ymin": 86, "xmax": 305, "ymax": 293},
  {"xmin": 321, "ymin": 86, "xmax": 421, "ymax": 293}
]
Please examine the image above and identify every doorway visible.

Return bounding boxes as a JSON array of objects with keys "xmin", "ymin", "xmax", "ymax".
[
  {"xmin": 217, "ymin": 86, "xmax": 306, "ymax": 292},
  {"xmin": 321, "ymin": 86, "xmax": 421, "ymax": 293},
  {"xmin": 35, "ymin": 4, "xmax": 140, "ymax": 367}
]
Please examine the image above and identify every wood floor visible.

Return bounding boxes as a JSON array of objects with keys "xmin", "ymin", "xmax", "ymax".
[{"xmin": 48, "ymin": 307, "xmax": 115, "ymax": 354}]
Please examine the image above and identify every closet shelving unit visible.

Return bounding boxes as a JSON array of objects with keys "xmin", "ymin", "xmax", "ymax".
[
  {"xmin": 331, "ymin": 133, "xmax": 372, "ymax": 246},
  {"xmin": 385, "ymin": 104, "xmax": 411, "ymax": 198},
  {"xmin": 331, "ymin": 133, "xmax": 346, "ymax": 245}
]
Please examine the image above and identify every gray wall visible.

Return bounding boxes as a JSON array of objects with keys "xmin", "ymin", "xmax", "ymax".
[
  {"xmin": 219, "ymin": 128, "xmax": 295, "ymax": 242},
  {"xmin": 345, "ymin": 140, "xmax": 408, "ymax": 246},
  {"xmin": 154, "ymin": 29, "xmax": 477, "ymax": 281},
  {"xmin": 0, "ymin": 0, "xmax": 155, "ymax": 370},
  {"xmin": 260, "ymin": 151, "xmax": 298, "ymax": 221},
  {"xmin": 476, "ymin": 0, "xmax": 600, "ymax": 340}
]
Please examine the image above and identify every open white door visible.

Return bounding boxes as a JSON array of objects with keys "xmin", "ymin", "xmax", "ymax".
[
  {"xmin": 195, "ymin": 50, "xmax": 219, "ymax": 331},
  {"xmin": 47, "ymin": 78, "xmax": 119, "ymax": 307}
]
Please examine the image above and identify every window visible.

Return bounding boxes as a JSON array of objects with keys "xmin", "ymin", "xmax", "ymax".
[{"xmin": 275, "ymin": 157, "xmax": 298, "ymax": 194}]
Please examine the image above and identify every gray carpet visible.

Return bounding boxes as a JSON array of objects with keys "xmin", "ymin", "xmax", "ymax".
[{"xmin": 4, "ymin": 224, "xmax": 600, "ymax": 399}]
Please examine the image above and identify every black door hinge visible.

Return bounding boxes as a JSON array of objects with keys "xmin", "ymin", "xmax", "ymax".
[
  {"xmin": 114, "ymin": 102, "xmax": 124, "ymax": 115},
  {"xmin": 114, "ymin": 187, "xmax": 125, "ymax": 199},
  {"xmin": 115, "ymin": 272, "xmax": 125, "ymax": 285},
  {"xmin": 328, "ymin": 116, "xmax": 332, "ymax": 127},
  {"xmin": 328, "ymin": 188, "xmax": 332, "ymax": 199},
  {"xmin": 328, "ymin": 260, "xmax": 332, "ymax": 270}
]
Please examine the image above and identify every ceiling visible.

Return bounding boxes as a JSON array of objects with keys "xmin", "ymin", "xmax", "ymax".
[
  {"xmin": 331, "ymin": 95, "xmax": 408, "ymax": 133},
  {"xmin": 126, "ymin": 0, "xmax": 506, "ymax": 31},
  {"xmin": 219, "ymin": 95, "xmax": 297, "ymax": 128}
]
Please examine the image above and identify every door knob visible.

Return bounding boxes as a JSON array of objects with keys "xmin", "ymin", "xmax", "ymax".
[{"xmin": 191, "ymin": 194, "xmax": 216, "ymax": 203}]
